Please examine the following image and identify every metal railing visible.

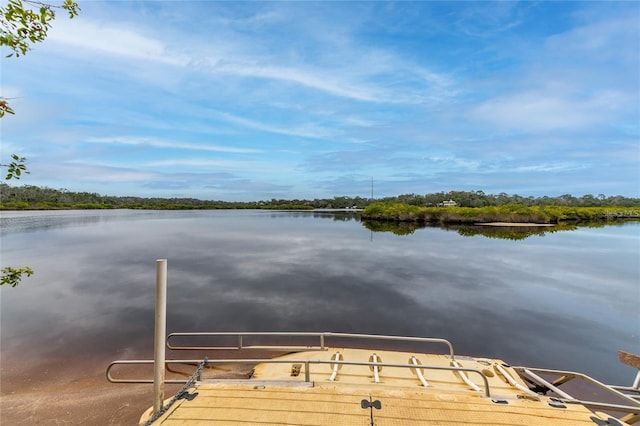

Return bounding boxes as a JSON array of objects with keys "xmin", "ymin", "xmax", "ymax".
[
  {"xmin": 107, "ymin": 357, "xmax": 491, "ymax": 397},
  {"xmin": 514, "ymin": 366, "xmax": 640, "ymax": 423},
  {"xmin": 107, "ymin": 359, "xmax": 207, "ymax": 384},
  {"xmin": 166, "ymin": 331, "xmax": 456, "ymax": 360},
  {"xmin": 107, "ymin": 330, "xmax": 640, "ymax": 423}
]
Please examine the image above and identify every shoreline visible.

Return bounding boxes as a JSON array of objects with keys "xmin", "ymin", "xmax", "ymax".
[
  {"xmin": 0, "ymin": 348, "xmax": 277, "ymax": 425},
  {"xmin": 0, "ymin": 355, "xmax": 162, "ymax": 425},
  {"xmin": 476, "ymin": 222, "xmax": 555, "ymax": 227}
]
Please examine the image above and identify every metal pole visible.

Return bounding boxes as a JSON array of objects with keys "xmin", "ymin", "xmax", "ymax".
[{"xmin": 153, "ymin": 259, "xmax": 168, "ymax": 415}]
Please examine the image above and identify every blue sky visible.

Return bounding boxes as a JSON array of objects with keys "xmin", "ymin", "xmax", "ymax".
[{"xmin": 1, "ymin": 1, "xmax": 638, "ymax": 201}]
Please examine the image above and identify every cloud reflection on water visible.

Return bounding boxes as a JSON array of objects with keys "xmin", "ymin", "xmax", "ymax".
[{"xmin": 1, "ymin": 210, "xmax": 638, "ymax": 385}]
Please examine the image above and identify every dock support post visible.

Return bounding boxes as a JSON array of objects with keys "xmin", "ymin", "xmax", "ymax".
[{"xmin": 153, "ymin": 259, "xmax": 168, "ymax": 415}]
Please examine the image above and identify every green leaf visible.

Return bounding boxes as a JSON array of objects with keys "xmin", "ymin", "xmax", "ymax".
[{"xmin": 1, "ymin": 266, "xmax": 34, "ymax": 287}]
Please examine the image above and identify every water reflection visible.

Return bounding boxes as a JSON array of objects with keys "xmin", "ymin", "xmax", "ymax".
[
  {"xmin": 362, "ymin": 218, "xmax": 637, "ymax": 240},
  {"xmin": 1, "ymin": 210, "xmax": 638, "ymax": 387},
  {"xmin": 0, "ymin": 209, "xmax": 177, "ymax": 236},
  {"xmin": 362, "ymin": 220, "xmax": 421, "ymax": 236},
  {"xmin": 267, "ymin": 210, "xmax": 360, "ymax": 221}
]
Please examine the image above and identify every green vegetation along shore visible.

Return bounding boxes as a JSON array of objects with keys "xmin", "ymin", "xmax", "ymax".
[
  {"xmin": 1, "ymin": 184, "xmax": 639, "ymax": 218},
  {"xmin": 361, "ymin": 202, "xmax": 640, "ymax": 224}
]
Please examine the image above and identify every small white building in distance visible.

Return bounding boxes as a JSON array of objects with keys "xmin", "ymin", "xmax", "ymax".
[{"xmin": 440, "ymin": 199, "xmax": 457, "ymax": 207}]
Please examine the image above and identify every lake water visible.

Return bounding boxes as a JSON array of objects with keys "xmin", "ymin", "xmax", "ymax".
[{"xmin": 1, "ymin": 209, "xmax": 639, "ymax": 388}]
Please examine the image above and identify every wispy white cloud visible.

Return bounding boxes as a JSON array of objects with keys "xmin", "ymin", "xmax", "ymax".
[
  {"xmin": 44, "ymin": 10, "xmax": 455, "ymax": 107},
  {"xmin": 340, "ymin": 117, "xmax": 378, "ymax": 128},
  {"xmin": 85, "ymin": 136, "xmax": 262, "ymax": 154},
  {"xmin": 459, "ymin": 6, "xmax": 638, "ymax": 138},
  {"xmin": 214, "ymin": 63, "xmax": 383, "ymax": 103},
  {"xmin": 209, "ymin": 111, "xmax": 337, "ymax": 140},
  {"xmin": 426, "ymin": 156, "xmax": 481, "ymax": 170},
  {"xmin": 144, "ymin": 158, "xmax": 288, "ymax": 174},
  {"xmin": 35, "ymin": 162, "xmax": 160, "ymax": 183},
  {"xmin": 0, "ymin": 85, "xmax": 22, "ymax": 99},
  {"xmin": 471, "ymin": 89, "xmax": 630, "ymax": 132},
  {"xmin": 48, "ymin": 19, "xmax": 187, "ymax": 65},
  {"xmin": 209, "ymin": 59, "xmax": 457, "ymax": 106},
  {"xmin": 511, "ymin": 163, "xmax": 585, "ymax": 173},
  {"xmin": 453, "ymin": 1, "xmax": 524, "ymax": 37},
  {"xmin": 546, "ymin": 14, "xmax": 639, "ymax": 60}
]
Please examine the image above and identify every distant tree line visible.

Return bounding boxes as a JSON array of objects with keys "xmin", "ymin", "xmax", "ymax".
[
  {"xmin": 0, "ymin": 183, "xmax": 638, "ymax": 210},
  {"xmin": 380, "ymin": 190, "xmax": 640, "ymax": 208},
  {"xmin": 0, "ymin": 184, "xmax": 368, "ymax": 209}
]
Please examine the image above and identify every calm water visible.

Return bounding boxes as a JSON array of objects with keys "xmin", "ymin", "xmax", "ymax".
[{"xmin": 1, "ymin": 210, "xmax": 638, "ymax": 385}]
